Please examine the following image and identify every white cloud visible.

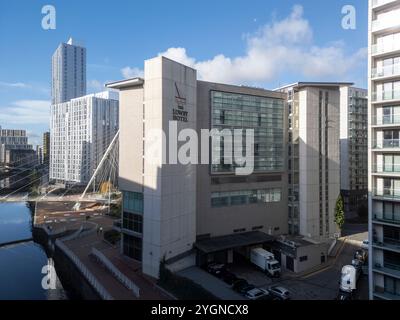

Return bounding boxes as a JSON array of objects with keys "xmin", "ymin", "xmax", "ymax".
[
  {"xmin": 123, "ymin": 5, "xmax": 366, "ymax": 85},
  {"xmin": 88, "ymin": 79, "xmax": 104, "ymax": 92},
  {"xmin": 0, "ymin": 81, "xmax": 31, "ymax": 89},
  {"xmin": 0, "ymin": 100, "xmax": 50, "ymax": 125},
  {"xmin": 121, "ymin": 67, "xmax": 144, "ymax": 79}
]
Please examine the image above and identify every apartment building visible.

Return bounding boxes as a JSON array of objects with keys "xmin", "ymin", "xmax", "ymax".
[
  {"xmin": 107, "ymin": 56, "xmax": 288, "ymax": 278},
  {"xmin": 276, "ymin": 83, "xmax": 344, "ymax": 242},
  {"xmin": 340, "ymin": 87, "xmax": 368, "ymax": 219},
  {"xmin": 49, "ymin": 91, "xmax": 119, "ymax": 185},
  {"xmin": 369, "ymin": 0, "xmax": 400, "ymax": 300},
  {"xmin": 52, "ymin": 38, "xmax": 86, "ymax": 105},
  {"xmin": 0, "ymin": 127, "xmax": 34, "ymax": 167},
  {"xmin": 43, "ymin": 132, "xmax": 50, "ymax": 164}
]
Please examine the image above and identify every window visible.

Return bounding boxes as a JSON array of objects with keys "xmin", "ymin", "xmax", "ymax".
[
  {"xmin": 211, "ymin": 91, "xmax": 284, "ymax": 173},
  {"xmin": 123, "ymin": 191, "xmax": 143, "ymax": 213},
  {"xmin": 123, "ymin": 212, "xmax": 143, "ymax": 233},
  {"xmin": 299, "ymin": 256, "xmax": 308, "ymax": 262},
  {"xmin": 123, "ymin": 234, "xmax": 142, "ymax": 261},
  {"xmin": 211, "ymin": 188, "xmax": 282, "ymax": 208}
]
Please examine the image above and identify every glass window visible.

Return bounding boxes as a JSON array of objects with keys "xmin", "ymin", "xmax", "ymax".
[
  {"xmin": 123, "ymin": 234, "xmax": 142, "ymax": 261},
  {"xmin": 123, "ymin": 191, "xmax": 143, "ymax": 213}
]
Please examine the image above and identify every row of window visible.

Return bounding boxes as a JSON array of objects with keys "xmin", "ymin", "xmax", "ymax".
[{"xmin": 211, "ymin": 188, "xmax": 282, "ymax": 207}]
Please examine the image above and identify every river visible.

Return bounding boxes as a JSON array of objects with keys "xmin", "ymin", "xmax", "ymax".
[{"xmin": 0, "ymin": 202, "xmax": 68, "ymax": 300}]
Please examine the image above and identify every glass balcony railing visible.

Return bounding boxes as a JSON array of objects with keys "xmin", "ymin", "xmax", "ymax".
[
  {"xmin": 373, "ymin": 213, "xmax": 400, "ymax": 225},
  {"xmin": 373, "ymin": 114, "xmax": 400, "ymax": 125},
  {"xmin": 373, "ymin": 187, "xmax": 400, "ymax": 199},
  {"xmin": 373, "ymin": 90, "xmax": 400, "ymax": 102},
  {"xmin": 372, "ymin": 42, "xmax": 400, "ymax": 55},
  {"xmin": 372, "ymin": 0, "xmax": 398, "ymax": 8},
  {"xmin": 372, "ymin": 139, "xmax": 400, "ymax": 149},
  {"xmin": 372, "ymin": 64, "xmax": 400, "ymax": 79},
  {"xmin": 373, "ymin": 164, "xmax": 400, "ymax": 173},
  {"xmin": 372, "ymin": 16, "xmax": 400, "ymax": 32}
]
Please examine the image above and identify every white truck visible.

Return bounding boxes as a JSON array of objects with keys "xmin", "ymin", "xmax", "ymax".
[
  {"xmin": 339, "ymin": 261, "xmax": 362, "ymax": 297},
  {"xmin": 250, "ymin": 248, "xmax": 281, "ymax": 277}
]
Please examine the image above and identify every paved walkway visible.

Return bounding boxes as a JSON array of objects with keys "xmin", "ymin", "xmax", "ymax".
[
  {"xmin": 62, "ymin": 215, "xmax": 170, "ymax": 300},
  {"xmin": 178, "ymin": 267, "xmax": 244, "ymax": 300}
]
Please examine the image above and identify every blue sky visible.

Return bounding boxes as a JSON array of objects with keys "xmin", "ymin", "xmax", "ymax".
[{"xmin": 0, "ymin": 0, "xmax": 368, "ymax": 145}]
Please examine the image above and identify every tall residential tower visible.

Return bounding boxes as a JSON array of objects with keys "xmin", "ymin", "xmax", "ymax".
[
  {"xmin": 51, "ymin": 38, "xmax": 86, "ymax": 104},
  {"xmin": 369, "ymin": 0, "xmax": 400, "ymax": 300}
]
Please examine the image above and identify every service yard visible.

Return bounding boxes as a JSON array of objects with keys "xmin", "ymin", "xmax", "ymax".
[{"xmin": 185, "ymin": 223, "xmax": 369, "ymax": 300}]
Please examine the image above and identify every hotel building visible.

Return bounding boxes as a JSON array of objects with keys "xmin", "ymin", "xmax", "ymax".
[
  {"xmin": 49, "ymin": 91, "xmax": 119, "ymax": 185},
  {"xmin": 340, "ymin": 86, "xmax": 368, "ymax": 219},
  {"xmin": 369, "ymin": 0, "xmax": 400, "ymax": 300},
  {"xmin": 107, "ymin": 56, "xmax": 289, "ymax": 278}
]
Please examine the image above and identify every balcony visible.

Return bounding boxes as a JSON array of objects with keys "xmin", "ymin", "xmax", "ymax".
[
  {"xmin": 372, "ymin": 9, "xmax": 400, "ymax": 33},
  {"xmin": 372, "ymin": 64, "xmax": 400, "ymax": 80},
  {"xmin": 373, "ymin": 263, "xmax": 400, "ymax": 279},
  {"xmin": 373, "ymin": 163, "xmax": 400, "ymax": 172},
  {"xmin": 372, "ymin": 42, "xmax": 400, "ymax": 56},
  {"xmin": 373, "ymin": 286, "xmax": 400, "ymax": 300},
  {"xmin": 372, "ymin": 114, "xmax": 400, "ymax": 126},
  {"xmin": 372, "ymin": 90, "xmax": 400, "ymax": 103},
  {"xmin": 372, "ymin": 139, "xmax": 400, "ymax": 149},
  {"xmin": 373, "ymin": 237, "xmax": 400, "ymax": 253},
  {"xmin": 372, "ymin": 0, "xmax": 399, "ymax": 9},
  {"xmin": 373, "ymin": 213, "xmax": 400, "ymax": 226},
  {"xmin": 372, "ymin": 187, "xmax": 400, "ymax": 201}
]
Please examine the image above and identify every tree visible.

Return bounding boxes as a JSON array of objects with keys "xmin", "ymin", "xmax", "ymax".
[{"xmin": 334, "ymin": 194, "xmax": 345, "ymax": 230}]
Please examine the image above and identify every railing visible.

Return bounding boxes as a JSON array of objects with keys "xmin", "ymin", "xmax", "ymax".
[
  {"xmin": 372, "ymin": 90, "xmax": 400, "ymax": 102},
  {"xmin": 372, "ymin": 139, "xmax": 400, "ymax": 149},
  {"xmin": 372, "ymin": 15, "xmax": 400, "ymax": 32},
  {"xmin": 372, "ymin": 42, "xmax": 400, "ymax": 55},
  {"xmin": 372, "ymin": 164, "xmax": 400, "ymax": 173},
  {"xmin": 373, "ymin": 187, "xmax": 400, "ymax": 200},
  {"xmin": 372, "ymin": 0, "xmax": 398, "ymax": 8},
  {"xmin": 373, "ymin": 213, "xmax": 400, "ymax": 225},
  {"xmin": 55, "ymin": 239, "xmax": 113, "ymax": 300},
  {"xmin": 59, "ymin": 222, "xmax": 97, "ymax": 242},
  {"xmin": 372, "ymin": 113, "xmax": 400, "ymax": 125},
  {"xmin": 91, "ymin": 247, "xmax": 140, "ymax": 298},
  {"xmin": 372, "ymin": 64, "xmax": 400, "ymax": 79}
]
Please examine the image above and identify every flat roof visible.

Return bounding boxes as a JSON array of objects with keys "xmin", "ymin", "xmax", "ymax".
[
  {"xmin": 106, "ymin": 78, "xmax": 144, "ymax": 89},
  {"xmin": 195, "ymin": 231, "xmax": 275, "ymax": 254},
  {"xmin": 274, "ymin": 81, "xmax": 354, "ymax": 91}
]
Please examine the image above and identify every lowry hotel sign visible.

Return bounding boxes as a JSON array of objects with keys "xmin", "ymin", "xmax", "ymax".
[{"xmin": 173, "ymin": 83, "xmax": 188, "ymax": 122}]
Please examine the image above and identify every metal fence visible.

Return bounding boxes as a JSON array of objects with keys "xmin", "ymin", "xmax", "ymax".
[
  {"xmin": 91, "ymin": 247, "xmax": 140, "ymax": 298},
  {"xmin": 55, "ymin": 239, "xmax": 113, "ymax": 300}
]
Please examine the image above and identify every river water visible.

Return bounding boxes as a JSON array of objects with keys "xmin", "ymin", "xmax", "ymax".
[{"xmin": 0, "ymin": 202, "xmax": 68, "ymax": 300}]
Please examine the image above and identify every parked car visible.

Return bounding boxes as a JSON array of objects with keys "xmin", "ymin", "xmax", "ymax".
[
  {"xmin": 221, "ymin": 270, "xmax": 238, "ymax": 285},
  {"xmin": 268, "ymin": 286, "xmax": 291, "ymax": 300},
  {"xmin": 206, "ymin": 263, "xmax": 226, "ymax": 277},
  {"xmin": 232, "ymin": 279, "xmax": 255, "ymax": 294},
  {"xmin": 354, "ymin": 250, "xmax": 368, "ymax": 263},
  {"xmin": 244, "ymin": 288, "xmax": 273, "ymax": 300},
  {"xmin": 361, "ymin": 239, "xmax": 369, "ymax": 251}
]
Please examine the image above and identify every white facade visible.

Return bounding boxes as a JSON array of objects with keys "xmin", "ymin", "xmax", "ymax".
[
  {"xmin": 52, "ymin": 38, "xmax": 86, "ymax": 105},
  {"xmin": 278, "ymin": 83, "xmax": 343, "ymax": 242},
  {"xmin": 369, "ymin": 0, "xmax": 400, "ymax": 300},
  {"xmin": 50, "ymin": 91, "xmax": 119, "ymax": 184}
]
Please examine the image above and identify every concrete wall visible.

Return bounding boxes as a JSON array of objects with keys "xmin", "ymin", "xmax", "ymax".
[
  {"xmin": 119, "ymin": 87, "xmax": 144, "ymax": 193},
  {"xmin": 142, "ymin": 56, "xmax": 197, "ymax": 278},
  {"xmin": 298, "ymin": 87, "xmax": 340, "ymax": 240}
]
